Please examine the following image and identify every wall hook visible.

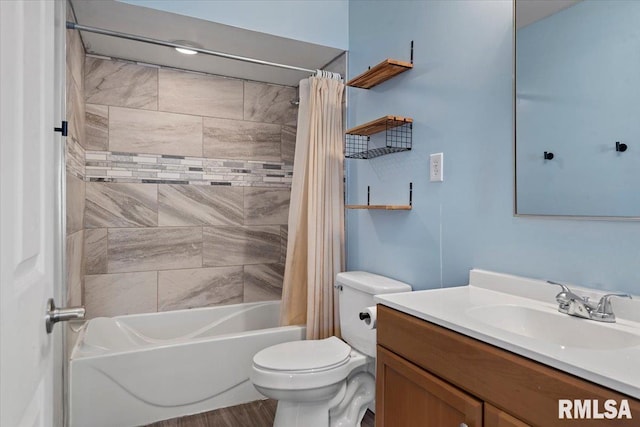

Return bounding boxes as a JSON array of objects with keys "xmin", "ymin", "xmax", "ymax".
[
  {"xmin": 616, "ymin": 141, "xmax": 628, "ymax": 152},
  {"xmin": 54, "ymin": 120, "xmax": 68, "ymax": 137},
  {"xmin": 544, "ymin": 151, "xmax": 554, "ymax": 160}
]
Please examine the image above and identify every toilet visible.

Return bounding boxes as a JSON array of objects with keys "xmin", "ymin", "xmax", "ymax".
[{"xmin": 250, "ymin": 271, "xmax": 412, "ymax": 427}]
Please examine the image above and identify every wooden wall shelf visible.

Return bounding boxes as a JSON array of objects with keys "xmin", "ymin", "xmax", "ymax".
[
  {"xmin": 347, "ymin": 59, "xmax": 413, "ymax": 89},
  {"xmin": 345, "ymin": 116, "xmax": 413, "ymax": 159},
  {"xmin": 346, "ymin": 183, "xmax": 413, "ymax": 211},
  {"xmin": 345, "ymin": 115, "xmax": 413, "ymax": 136},
  {"xmin": 346, "ymin": 205, "xmax": 412, "ymax": 210}
]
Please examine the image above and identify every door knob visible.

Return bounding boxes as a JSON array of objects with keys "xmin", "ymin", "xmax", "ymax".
[{"xmin": 45, "ymin": 298, "xmax": 85, "ymax": 333}]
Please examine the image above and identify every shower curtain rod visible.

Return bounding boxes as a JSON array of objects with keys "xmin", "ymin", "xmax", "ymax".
[{"xmin": 67, "ymin": 22, "xmax": 322, "ymax": 75}]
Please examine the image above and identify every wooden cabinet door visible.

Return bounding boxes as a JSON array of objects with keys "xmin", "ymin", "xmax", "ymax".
[
  {"xmin": 484, "ymin": 403, "xmax": 531, "ymax": 427},
  {"xmin": 376, "ymin": 345, "xmax": 483, "ymax": 427}
]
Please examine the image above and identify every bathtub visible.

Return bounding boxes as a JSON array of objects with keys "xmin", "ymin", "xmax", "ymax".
[{"xmin": 69, "ymin": 301, "xmax": 305, "ymax": 427}]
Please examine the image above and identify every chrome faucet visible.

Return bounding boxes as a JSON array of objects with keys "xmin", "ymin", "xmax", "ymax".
[
  {"xmin": 548, "ymin": 281, "xmax": 632, "ymax": 323},
  {"xmin": 592, "ymin": 293, "xmax": 633, "ymax": 323}
]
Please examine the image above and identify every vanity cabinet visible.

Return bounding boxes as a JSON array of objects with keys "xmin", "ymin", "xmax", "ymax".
[
  {"xmin": 377, "ymin": 345, "xmax": 482, "ymax": 426},
  {"xmin": 376, "ymin": 305, "xmax": 640, "ymax": 427}
]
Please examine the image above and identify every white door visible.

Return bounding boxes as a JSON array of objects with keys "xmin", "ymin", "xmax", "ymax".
[{"xmin": 0, "ymin": 1, "xmax": 64, "ymax": 426}]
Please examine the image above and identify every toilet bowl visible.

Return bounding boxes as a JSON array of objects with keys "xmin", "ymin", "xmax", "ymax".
[
  {"xmin": 252, "ymin": 337, "xmax": 373, "ymax": 427},
  {"xmin": 250, "ymin": 272, "xmax": 412, "ymax": 427}
]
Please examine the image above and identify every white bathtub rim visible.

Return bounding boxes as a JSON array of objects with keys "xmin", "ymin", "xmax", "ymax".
[
  {"xmin": 71, "ymin": 300, "xmax": 298, "ymax": 359},
  {"xmin": 82, "ymin": 300, "xmax": 276, "ymax": 344},
  {"xmin": 91, "ymin": 300, "xmax": 278, "ymax": 323},
  {"xmin": 72, "ymin": 324, "xmax": 306, "ymax": 360}
]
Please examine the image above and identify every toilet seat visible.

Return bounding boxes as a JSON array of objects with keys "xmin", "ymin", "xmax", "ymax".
[
  {"xmin": 251, "ymin": 338, "xmax": 369, "ymax": 391},
  {"xmin": 253, "ymin": 337, "xmax": 351, "ymax": 372}
]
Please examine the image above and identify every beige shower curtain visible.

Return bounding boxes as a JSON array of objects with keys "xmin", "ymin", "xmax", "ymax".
[{"xmin": 280, "ymin": 76, "xmax": 345, "ymax": 339}]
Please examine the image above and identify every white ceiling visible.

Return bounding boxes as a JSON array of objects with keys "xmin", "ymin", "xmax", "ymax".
[
  {"xmin": 516, "ymin": 0, "xmax": 582, "ymax": 29},
  {"xmin": 70, "ymin": 0, "xmax": 344, "ymax": 87}
]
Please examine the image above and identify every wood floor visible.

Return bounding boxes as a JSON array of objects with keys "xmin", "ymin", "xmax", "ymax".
[{"xmin": 145, "ymin": 399, "xmax": 375, "ymax": 427}]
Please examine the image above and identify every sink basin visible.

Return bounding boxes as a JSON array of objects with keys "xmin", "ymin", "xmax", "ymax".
[{"xmin": 466, "ymin": 304, "xmax": 640, "ymax": 350}]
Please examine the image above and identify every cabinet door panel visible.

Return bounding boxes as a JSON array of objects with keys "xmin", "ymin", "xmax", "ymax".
[
  {"xmin": 377, "ymin": 345, "xmax": 482, "ymax": 427},
  {"xmin": 485, "ymin": 403, "xmax": 530, "ymax": 427}
]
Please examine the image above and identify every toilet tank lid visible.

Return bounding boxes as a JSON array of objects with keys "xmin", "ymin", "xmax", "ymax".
[{"xmin": 336, "ymin": 271, "xmax": 411, "ymax": 294}]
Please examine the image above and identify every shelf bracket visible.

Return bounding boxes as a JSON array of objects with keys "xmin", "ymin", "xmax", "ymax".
[
  {"xmin": 365, "ymin": 182, "xmax": 412, "ymax": 207},
  {"xmin": 410, "ymin": 40, "xmax": 414, "ymax": 65},
  {"xmin": 409, "ymin": 182, "xmax": 413, "ymax": 207}
]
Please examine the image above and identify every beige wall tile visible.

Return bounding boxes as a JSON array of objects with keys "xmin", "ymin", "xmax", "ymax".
[
  {"xmin": 85, "ymin": 182, "xmax": 158, "ymax": 228},
  {"xmin": 84, "ymin": 228, "xmax": 107, "ymax": 275},
  {"xmin": 158, "ymin": 69, "xmax": 243, "ymax": 119},
  {"xmin": 243, "ymin": 264, "xmax": 284, "ymax": 302},
  {"xmin": 203, "ymin": 226, "xmax": 280, "ymax": 267},
  {"xmin": 244, "ymin": 187, "xmax": 290, "ymax": 225},
  {"xmin": 66, "ymin": 25, "xmax": 84, "ymax": 97},
  {"xmin": 158, "ymin": 267, "xmax": 243, "ymax": 311},
  {"xmin": 109, "ymin": 107, "xmax": 203, "ymax": 156},
  {"xmin": 66, "ymin": 230, "xmax": 84, "ymax": 307},
  {"xmin": 203, "ymin": 117, "xmax": 281, "ymax": 161},
  {"xmin": 108, "ymin": 227, "xmax": 202, "ymax": 273},
  {"xmin": 280, "ymin": 225, "xmax": 288, "ymax": 264},
  {"xmin": 66, "ymin": 23, "xmax": 85, "ymax": 149},
  {"xmin": 85, "ymin": 57, "xmax": 157, "ymax": 110},
  {"xmin": 85, "ymin": 272, "xmax": 157, "ymax": 318},
  {"xmin": 244, "ymin": 82, "xmax": 298, "ymax": 126},
  {"xmin": 66, "ymin": 137, "xmax": 85, "ymax": 178},
  {"xmin": 66, "ymin": 173, "xmax": 85, "ymax": 235},
  {"xmin": 158, "ymin": 184, "xmax": 243, "ymax": 226},
  {"xmin": 86, "ymin": 104, "xmax": 108, "ymax": 150},
  {"xmin": 66, "ymin": 74, "xmax": 86, "ymax": 148},
  {"xmin": 281, "ymin": 125, "xmax": 296, "ymax": 165}
]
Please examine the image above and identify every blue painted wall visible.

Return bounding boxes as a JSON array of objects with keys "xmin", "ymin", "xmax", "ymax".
[
  {"xmin": 118, "ymin": 0, "xmax": 349, "ymax": 49},
  {"xmin": 346, "ymin": 0, "xmax": 640, "ymax": 294},
  {"xmin": 516, "ymin": 1, "xmax": 640, "ymax": 216}
]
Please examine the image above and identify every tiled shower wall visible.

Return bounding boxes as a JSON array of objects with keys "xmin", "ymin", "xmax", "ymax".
[
  {"xmin": 65, "ymin": 9, "xmax": 86, "ymax": 310},
  {"xmin": 82, "ymin": 57, "xmax": 298, "ymax": 318}
]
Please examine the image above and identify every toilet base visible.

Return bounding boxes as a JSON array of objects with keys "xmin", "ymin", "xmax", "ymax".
[
  {"xmin": 257, "ymin": 381, "xmax": 345, "ymax": 427},
  {"xmin": 329, "ymin": 371, "xmax": 375, "ymax": 427},
  {"xmin": 273, "ymin": 400, "xmax": 331, "ymax": 427},
  {"xmin": 268, "ymin": 371, "xmax": 375, "ymax": 427}
]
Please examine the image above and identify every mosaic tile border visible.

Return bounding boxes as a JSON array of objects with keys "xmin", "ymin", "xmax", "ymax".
[{"xmin": 84, "ymin": 151, "xmax": 293, "ymax": 188}]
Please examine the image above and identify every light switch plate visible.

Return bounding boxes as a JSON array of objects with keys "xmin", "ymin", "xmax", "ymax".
[{"xmin": 430, "ymin": 152, "xmax": 443, "ymax": 182}]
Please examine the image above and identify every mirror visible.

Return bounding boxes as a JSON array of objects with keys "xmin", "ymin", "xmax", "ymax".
[{"xmin": 515, "ymin": 0, "xmax": 640, "ymax": 217}]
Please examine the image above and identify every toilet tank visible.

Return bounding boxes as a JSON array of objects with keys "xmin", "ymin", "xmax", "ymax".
[{"xmin": 337, "ymin": 271, "xmax": 411, "ymax": 358}]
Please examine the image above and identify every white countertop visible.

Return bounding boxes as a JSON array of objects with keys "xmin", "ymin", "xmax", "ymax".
[{"xmin": 374, "ymin": 269, "xmax": 640, "ymax": 399}]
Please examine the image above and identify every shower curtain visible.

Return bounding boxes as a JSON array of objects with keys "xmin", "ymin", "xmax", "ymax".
[{"xmin": 280, "ymin": 75, "xmax": 345, "ymax": 340}]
